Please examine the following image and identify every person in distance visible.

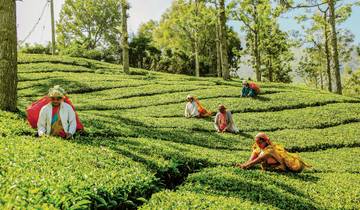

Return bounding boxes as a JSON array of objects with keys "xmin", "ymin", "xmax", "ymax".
[{"xmin": 214, "ymin": 105, "xmax": 239, "ymax": 133}]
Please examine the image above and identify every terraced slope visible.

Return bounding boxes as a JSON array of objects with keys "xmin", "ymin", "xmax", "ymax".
[{"xmin": 0, "ymin": 54, "xmax": 359, "ymax": 209}]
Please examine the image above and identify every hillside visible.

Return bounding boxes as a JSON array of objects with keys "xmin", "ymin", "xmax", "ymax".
[{"xmin": 1, "ymin": 54, "xmax": 360, "ymax": 209}]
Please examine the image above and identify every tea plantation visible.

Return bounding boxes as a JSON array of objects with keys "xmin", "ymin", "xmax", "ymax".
[{"xmin": 0, "ymin": 54, "xmax": 359, "ymax": 209}]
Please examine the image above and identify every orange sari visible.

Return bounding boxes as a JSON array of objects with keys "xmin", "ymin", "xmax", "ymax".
[{"xmin": 194, "ymin": 98, "xmax": 212, "ymax": 117}]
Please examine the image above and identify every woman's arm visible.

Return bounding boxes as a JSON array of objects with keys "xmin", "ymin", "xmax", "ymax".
[
  {"xmin": 214, "ymin": 113, "xmax": 220, "ymax": 132},
  {"xmin": 37, "ymin": 107, "xmax": 48, "ymax": 136},
  {"xmin": 240, "ymin": 153, "xmax": 271, "ymax": 169},
  {"xmin": 224, "ymin": 112, "xmax": 234, "ymax": 131}
]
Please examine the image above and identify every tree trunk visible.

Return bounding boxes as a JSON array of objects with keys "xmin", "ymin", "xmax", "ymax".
[
  {"xmin": 320, "ymin": 70, "xmax": 324, "ymax": 90},
  {"xmin": 253, "ymin": 3, "xmax": 261, "ymax": 82},
  {"xmin": 50, "ymin": 0, "xmax": 56, "ymax": 55},
  {"xmin": 268, "ymin": 56, "xmax": 273, "ymax": 82},
  {"xmin": 328, "ymin": 0, "xmax": 342, "ymax": 94},
  {"xmin": 254, "ymin": 31, "xmax": 261, "ymax": 81},
  {"xmin": 219, "ymin": 0, "xmax": 230, "ymax": 80},
  {"xmin": 194, "ymin": 0, "xmax": 200, "ymax": 77},
  {"xmin": 0, "ymin": 0, "xmax": 18, "ymax": 112},
  {"xmin": 324, "ymin": 13, "xmax": 332, "ymax": 92},
  {"xmin": 215, "ymin": 8, "xmax": 222, "ymax": 77},
  {"xmin": 121, "ymin": 0, "xmax": 130, "ymax": 74},
  {"xmin": 194, "ymin": 41, "xmax": 200, "ymax": 77}
]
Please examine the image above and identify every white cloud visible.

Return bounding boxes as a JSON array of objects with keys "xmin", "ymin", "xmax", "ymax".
[{"xmin": 128, "ymin": 0, "xmax": 172, "ymax": 33}]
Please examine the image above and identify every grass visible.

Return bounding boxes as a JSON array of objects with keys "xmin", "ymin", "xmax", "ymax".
[{"xmin": 1, "ymin": 53, "xmax": 359, "ymax": 209}]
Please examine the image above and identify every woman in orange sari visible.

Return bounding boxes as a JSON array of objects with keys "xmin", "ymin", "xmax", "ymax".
[
  {"xmin": 185, "ymin": 95, "xmax": 211, "ymax": 118},
  {"xmin": 236, "ymin": 133, "xmax": 310, "ymax": 172}
]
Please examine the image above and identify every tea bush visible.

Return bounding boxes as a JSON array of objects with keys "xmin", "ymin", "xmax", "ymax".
[
  {"xmin": 0, "ymin": 136, "xmax": 157, "ymax": 209},
  {"xmin": 1, "ymin": 54, "xmax": 358, "ymax": 209},
  {"xmin": 142, "ymin": 167, "xmax": 360, "ymax": 209}
]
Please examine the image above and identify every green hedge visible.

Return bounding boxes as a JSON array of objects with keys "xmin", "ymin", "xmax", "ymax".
[
  {"xmin": 0, "ymin": 136, "xmax": 157, "ymax": 209},
  {"xmin": 143, "ymin": 167, "xmax": 360, "ymax": 209}
]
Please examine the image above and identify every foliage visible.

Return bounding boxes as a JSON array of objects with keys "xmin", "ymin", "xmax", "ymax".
[
  {"xmin": 230, "ymin": 0, "xmax": 293, "ymax": 82},
  {"xmin": 0, "ymin": 136, "xmax": 157, "ymax": 209},
  {"xmin": 134, "ymin": 0, "xmax": 242, "ymax": 76},
  {"xmin": 56, "ymin": 0, "xmax": 122, "ymax": 61},
  {"xmin": 343, "ymin": 68, "xmax": 360, "ymax": 97},
  {"xmin": 142, "ymin": 166, "xmax": 360, "ymax": 209},
  {"xmin": 2, "ymin": 54, "xmax": 360, "ymax": 208},
  {"xmin": 294, "ymin": 1, "xmax": 357, "ymax": 92},
  {"xmin": 19, "ymin": 43, "xmax": 52, "ymax": 55}
]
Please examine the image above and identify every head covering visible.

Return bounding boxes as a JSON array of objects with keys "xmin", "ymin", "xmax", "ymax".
[
  {"xmin": 218, "ymin": 104, "xmax": 226, "ymax": 111},
  {"xmin": 255, "ymin": 132, "xmax": 272, "ymax": 149},
  {"xmin": 242, "ymin": 80, "xmax": 248, "ymax": 85},
  {"xmin": 48, "ymin": 85, "xmax": 66, "ymax": 98}
]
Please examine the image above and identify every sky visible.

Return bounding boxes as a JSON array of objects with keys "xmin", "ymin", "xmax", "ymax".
[{"xmin": 17, "ymin": 0, "xmax": 360, "ymax": 45}]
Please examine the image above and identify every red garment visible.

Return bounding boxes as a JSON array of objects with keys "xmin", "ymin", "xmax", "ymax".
[
  {"xmin": 52, "ymin": 106, "xmax": 60, "ymax": 118},
  {"xmin": 249, "ymin": 82, "xmax": 260, "ymax": 93},
  {"xmin": 219, "ymin": 112, "xmax": 227, "ymax": 131},
  {"xmin": 26, "ymin": 96, "xmax": 84, "ymax": 131}
]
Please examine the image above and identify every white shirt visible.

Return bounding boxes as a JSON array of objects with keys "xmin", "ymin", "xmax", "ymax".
[
  {"xmin": 185, "ymin": 101, "xmax": 199, "ymax": 118},
  {"xmin": 37, "ymin": 102, "xmax": 77, "ymax": 136}
]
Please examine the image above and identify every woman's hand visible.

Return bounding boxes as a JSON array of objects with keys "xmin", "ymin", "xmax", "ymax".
[
  {"xmin": 235, "ymin": 163, "xmax": 249, "ymax": 169},
  {"xmin": 65, "ymin": 133, "xmax": 73, "ymax": 139}
]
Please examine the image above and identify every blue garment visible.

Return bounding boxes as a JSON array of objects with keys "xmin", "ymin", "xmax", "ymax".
[{"xmin": 242, "ymin": 87, "xmax": 257, "ymax": 97}]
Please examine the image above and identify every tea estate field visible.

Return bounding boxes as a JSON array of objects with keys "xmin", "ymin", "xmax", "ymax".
[{"xmin": 1, "ymin": 54, "xmax": 360, "ymax": 209}]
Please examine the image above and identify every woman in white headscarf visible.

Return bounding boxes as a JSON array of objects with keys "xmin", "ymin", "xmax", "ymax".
[
  {"xmin": 184, "ymin": 95, "xmax": 211, "ymax": 118},
  {"xmin": 37, "ymin": 85, "xmax": 77, "ymax": 139}
]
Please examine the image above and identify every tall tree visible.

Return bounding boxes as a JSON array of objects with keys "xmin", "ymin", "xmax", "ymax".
[
  {"xmin": 219, "ymin": 0, "xmax": 230, "ymax": 80},
  {"xmin": 327, "ymin": 0, "xmax": 341, "ymax": 94},
  {"xmin": 57, "ymin": 0, "xmax": 121, "ymax": 58},
  {"xmin": 193, "ymin": 0, "xmax": 201, "ymax": 77},
  {"xmin": 280, "ymin": 0, "xmax": 358, "ymax": 93},
  {"xmin": 215, "ymin": 17, "xmax": 222, "ymax": 77},
  {"xmin": 294, "ymin": 0, "xmax": 356, "ymax": 92},
  {"xmin": 322, "ymin": 8, "xmax": 332, "ymax": 92},
  {"xmin": 0, "ymin": 0, "xmax": 18, "ymax": 112},
  {"xmin": 261, "ymin": 23, "xmax": 294, "ymax": 83},
  {"xmin": 153, "ymin": 0, "xmax": 217, "ymax": 75},
  {"xmin": 296, "ymin": 9, "xmax": 332, "ymax": 90},
  {"xmin": 230, "ymin": 0, "xmax": 276, "ymax": 81},
  {"xmin": 121, "ymin": 0, "xmax": 130, "ymax": 74}
]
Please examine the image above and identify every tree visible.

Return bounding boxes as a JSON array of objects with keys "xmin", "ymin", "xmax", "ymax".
[
  {"xmin": 296, "ymin": 9, "xmax": 332, "ymax": 90},
  {"xmin": 327, "ymin": 0, "xmax": 341, "ymax": 94},
  {"xmin": 219, "ymin": 0, "xmax": 230, "ymax": 80},
  {"xmin": 130, "ymin": 1, "xmax": 241, "ymax": 76},
  {"xmin": 153, "ymin": 0, "xmax": 229, "ymax": 76},
  {"xmin": 322, "ymin": 8, "xmax": 332, "ymax": 92},
  {"xmin": 213, "ymin": 0, "xmax": 222, "ymax": 77},
  {"xmin": 193, "ymin": 0, "xmax": 201, "ymax": 77},
  {"xmin": 57, "ymin": 0, "xmax": 121, "ymax": 58},
  {"xmin": 121, "ymin": 0, "xmax": 130, "ymax": 74},
  {"xmin": 129, "ymin": 21, "xmax": 161, "ymax": 70},
  {"xmin": 261, "ymin": 24, "xmax": 294, "ymax": 83},
  {"xmin": 297, "ymin": 26, "xmax": 354, "ymax": 90},
  {"xmin": 343, "ymin": 67, "xmax": 360, "ymax": 97},
  {"xmin": 230, "ymin": 0, "xmax": 276, "ymax": 81},
  {"xmin": 0, "ymin": 0, "xmax": 18, "ymax": 112},
  {"xmin": 294, "ymin": 1, "xmax": 356, "ymax": 92},
  {"xmin": 280, "ymin": 0, "xmax": 359, "ymax": 94}
]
